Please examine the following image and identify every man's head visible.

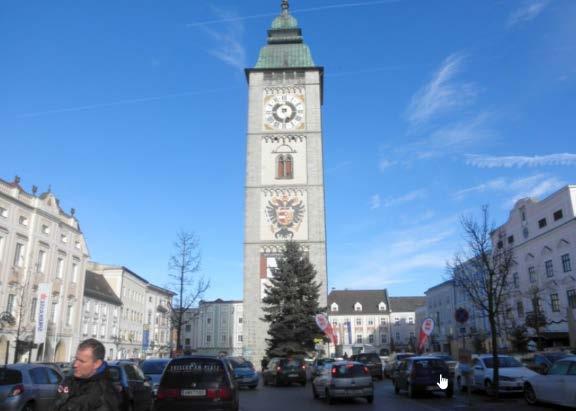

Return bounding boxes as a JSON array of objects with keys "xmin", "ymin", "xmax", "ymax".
[{"xmin": 73, "ymin": 338, "xmax": 106, "ymax": 379}]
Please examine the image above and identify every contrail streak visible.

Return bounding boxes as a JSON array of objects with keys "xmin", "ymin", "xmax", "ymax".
[
  {"xmin": 186, "ymin": 0, "xmax": 398, "ymax": 28},
  {"xmin": 17, "ymin": 87, "xmax": 242, "ymax": 118}
]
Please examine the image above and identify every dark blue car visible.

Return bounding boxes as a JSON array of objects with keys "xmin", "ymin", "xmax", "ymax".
[{"xmin": 228, "ymin": 358, "xmax": 259, "ymax": 389}]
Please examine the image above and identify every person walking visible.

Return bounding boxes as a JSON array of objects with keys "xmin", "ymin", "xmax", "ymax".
[{"xmin": 52, "ymin": 338, "xmax": 120, "ymax": 411}]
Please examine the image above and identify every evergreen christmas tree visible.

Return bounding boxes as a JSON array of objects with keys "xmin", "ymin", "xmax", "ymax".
[{"xmin": 262, "ymin": 241, "xmax": 325, "ymax": 357}]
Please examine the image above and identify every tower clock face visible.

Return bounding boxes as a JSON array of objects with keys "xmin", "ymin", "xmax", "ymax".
[{"xmin": 263, "ymin": 94, "xmax": 305, "ymax": 130}]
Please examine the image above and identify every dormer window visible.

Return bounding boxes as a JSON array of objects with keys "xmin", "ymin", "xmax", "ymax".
[
  {"xmin": 378, "ymin": 302, "xmax": 387, "ymax": 311},
  {"xmin": 330, "ymin": 302, "xmax": 338, "ymax": 312},
  {"xmin": 354, "ymin": 302, "xmax": 362, "ymax": 312}
]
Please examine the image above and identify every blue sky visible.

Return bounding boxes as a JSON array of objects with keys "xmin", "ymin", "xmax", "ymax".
[{"xmin": 1, "ymin": 0, "xmax": 575, "ymax": 301}]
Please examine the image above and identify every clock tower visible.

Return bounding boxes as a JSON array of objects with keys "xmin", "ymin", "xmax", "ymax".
[{"xmin": 243, "ymin": 0, "xmax": 328, "ymax": 363}]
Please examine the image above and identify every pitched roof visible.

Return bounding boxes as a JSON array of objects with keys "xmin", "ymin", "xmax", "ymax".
[
  {"xmin": 389, "ymin": 296, "xmax": 426, "ymax": 313},
  {"xmin": 327, "ymin": 290, "xmax": 390, "ymax": 315},
  {"xmin": 84, "ymin": 270, "xmax": 122, "ymax": 306}
]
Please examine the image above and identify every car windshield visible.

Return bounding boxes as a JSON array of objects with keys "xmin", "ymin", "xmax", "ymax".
[
  {"xmin": 141, "ymin": 360, "xmax": 169, "ymax": 374},
  {"xmin": 431, "ymin": 355, "xmax": 454, "ymax": 361},
  {"xmin": 229, "ymin": 359, "xmax": 253, "ymax": 369},
  {"xmin": 543, "ymin": 353, "xmax": 568, "ymax": 363},
  {"xmin": 483, "ymin": 357, "xmax": 522, "ymax": 368},
  {"xmin": 161, "ymin": 358, "xmax": 226, "ymax": 388},
  {"xmin": 332, "ymin": 364, "xmax": 368, "ymax": 378},
  {"xmin": 0, "ymin": 369, "xmax": 22, "ymax": 385}
]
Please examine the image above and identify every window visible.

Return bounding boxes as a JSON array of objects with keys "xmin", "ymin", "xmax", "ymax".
[
  {"xmin": 6, "ymin": 294, "xmax": 15, "ymax": 314},
  {"xmin": 30, "ymin": 298, "xmax": 37, "ymax": 322},
  {"xmin": 355, "ymin": 318, "xmax": 362, "ymax": 326},
  {"xmin": 61, "ymin": 234, "xmax": 68, "ymax": 243},
  {"xmin": 29, "ymin": 368, "xmax": 49, "ymax": 385},
  {"xmin": 553, "ymin": 209, "xmax": 563, "ymax": 221},
  {"xmin": 238, "ymin": 335, "xmax": 243, "ymax": 342},
  {"xmin": 72, "ymin": 262, "xmax": 78, "ymax": 283},
  {"xmin": 567, "ymin": 289, "xmax": 576, "ymax": 309},
  {"xmin": 395, "ymin": 332, "xmax": 400, "ymax": 340},
  {"xmin": 562, "ymin": 254, "xmax": 572, "ymax": 272},
  {"xmin": 330, "ymin": 302, "xmax": 338, "ymax": 312},
  {"xmin": 206, "ymin": 335, "xmax": 211, "ymax": 342},
  {"xmin": 545, "ymin": 260, "xmax": 554, "ymax": 277},
  {"xmin": 207, "ymin": 318, "xmax": 211, "ymax": 324},
  {"xmin": 276, "ymin": 154, "xmax": 293, "ymax": 179},
  {"xmin": 19, "ymin": 216, "xmax": 28, "ymax": 226},
  {"xmin": 57, "ymin": 257, "xmax": 64, "ymax": 278},
  {"xmin": 380, "ymin": 317, "xmax": 387, "ymax": 324},
  {"xmin": 516, "ymin": 301, "xmax": 524, "ymax": 318},
  {"xmin": 36, "ymin": 250, "xmax": 46, "ymax": 273},
  {"xmin": 238, "ymin": 317, "xmax": 243, "ymax": 324},
  {"xmin": 354, "ymin": 302, "xmax": 362, "ymax": 312},
  {"xmin": 66, "ymin": 306, "xmax": 73, "ymax": 326},
  {"xmin": 185, "ymin": 324, "xmax": 191, "ymax": 332},
  {"xmin": 550, "ymin": 294, "xmax": 560, "ymax": 312},
  {"xmin": 513, "ymin": 272, "xmax": 519, "ymax": 288},
  {"xmin": 538, "ymin": 218, "xmax": 547, "ymax": 229},
  {"xmin": 378, "ymin": 302, "xmax": 387, "ymax": 311},
  {"xmin": 13, "ymin": 243, "xmax": 25, "ymax": 267},
  {"xmin": 381, "ymin": 334, "xmax": 387, "ymax": 344},
  {"xmin": 529, "ymin": 266, "xmax": 536, "ymax": 283},
  {"xmin": 507, "ymin": 235, "xmax": 514, "ymax": 244},
  {"xmin": 221, "ymin": 334, "xmax": 226, "ymax": 342},
  {"xmin": 100, "ymin": 325, "xmax": 106, "ymax": 338},
  {"xmin": 185, "ymin": 338, "xmax": 190, "ymax": 345},
  {"xmin": 41, "ymin": 224, "xmax": 50, "ymax": 234},
  {"xmin": 83, "ymin": 323, "xmax": 88, "ymax": 335},
  {"xmin": 356, "ymin": 334, "xmax": 363, "ymax": 344},
  {"xmin": 367, "ymin": 318, "xmax": 374, "ymax": 326},
  {"xmin": 0, "ymin": 206, "xmax": 7, "ymax": 218},
  {"xmin": 368, "ymin": 334, "xmax": 374, "ymax": 343},
  {"xmin": 497, "ymin": 240, "xmax": 503, "ymax": 249},
  {"xmin": 408, "ymin": 317, "xmax": 414, "ymax": 324},
  {"xmin": 74, "ymin": 240, "xmax": 80, "ymax": 250},
  {"xmin": 0, "ymin": 234, "xmax": 5, "ymax": 262}
]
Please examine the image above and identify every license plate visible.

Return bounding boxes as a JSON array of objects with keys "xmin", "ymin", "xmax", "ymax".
[{"xmin": 181, "ymin": 389, "xmax": 206, "ymax": 396}]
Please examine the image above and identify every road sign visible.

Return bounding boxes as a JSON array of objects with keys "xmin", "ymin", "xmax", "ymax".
[{"xmin": 455, "ymin": 307, "xmax": 469, "ymax": 324}]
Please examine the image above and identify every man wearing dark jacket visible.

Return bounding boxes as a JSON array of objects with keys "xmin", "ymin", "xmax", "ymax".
[{"xmin": 52, "ymin": 338, "xmax": 120, "ymax": 411}]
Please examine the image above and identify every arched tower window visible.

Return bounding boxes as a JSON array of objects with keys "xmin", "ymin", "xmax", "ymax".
[{"xmin": 276, "ymin": 154, "xmax": 294, "ymax": 179}]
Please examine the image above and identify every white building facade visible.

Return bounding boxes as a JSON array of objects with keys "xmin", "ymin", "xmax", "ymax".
[
  {"xmin": 243, "ymin": 2, "xmax": 328, "ymax": 365},
  {"xmin": 81, "ymin": 270, "xmax": 122, "ymax": 360},
  {"xmin": 192, "ymin": 299, "xmax": 243, "ymax": 357},
  {"xmin": 0, "ymin": 176, "xmax": 89, "ymax": 364},
  {"xmin": 144, "ymin": 284, "xmax": 174, "ymax": 358},
  {"xmin": 493, "ymin": 185, "xmax": 576, "ymax": 347}
]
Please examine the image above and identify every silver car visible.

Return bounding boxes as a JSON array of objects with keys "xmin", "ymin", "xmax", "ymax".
[
  {"xmin": 524, "ymin": 356, "xmax": 576, "ymax": 407},
  {"xmin": 0, "ymin": 364, "xmax": 63, "ymax": 411},
  {"xmin": 312, "ymin": 361, "xmax": 374, "ymax": 404}
]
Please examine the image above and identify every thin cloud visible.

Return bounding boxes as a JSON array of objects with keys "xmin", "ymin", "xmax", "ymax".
[
  {"xmin": 507, "ymin": 0, "xmax": 550, "ymax": 28},
  {"xmin": 406, "ymin": 53, "xmax": 477, "ymax": 126},
  {"xmin": 382, "ymin": 189, "xmax": 427, "ymax": 207},
  {"xmin": 369, "ymin": 194, "xmax": 381, "ymax": 210},
  {"xmin": 186, "ymin": 0, "xmax": 398, "ymax": 28},
  {"xmin": 453, "ymin": 174, "xmax": 566, "ymax": 208},
  {"xmin": 378, "ymin": 159, "xmax": 396, "ymax": 171},
  {"xmin": 465, "ymin": 153, "xmax": 576, "ymax": 168},
  {"xmin": 202, "ymin": 9, "xmax": 246, "ymax": 70}
]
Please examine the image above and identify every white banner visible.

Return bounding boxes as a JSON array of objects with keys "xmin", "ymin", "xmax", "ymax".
[{"xmin": 34, "ymin": 283, "xmax": 51, "ymax": 345}]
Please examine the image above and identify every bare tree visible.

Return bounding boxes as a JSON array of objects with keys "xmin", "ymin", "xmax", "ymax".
[
  {"xmin": 449, "ymin": 206, "xmax": 515, "ymax": 397},
  {"xmin": 168, "ymin": 231, "xmax": 209, "ymax": 352},
  {"xmin": 524, "ymin": 284, "xmax": 567, "ymax": 350}
]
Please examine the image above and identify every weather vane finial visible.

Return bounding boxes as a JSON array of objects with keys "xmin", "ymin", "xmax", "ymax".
[{"xmin": 281, "ymin": 0, "xmax": 289, "ymax": 14}]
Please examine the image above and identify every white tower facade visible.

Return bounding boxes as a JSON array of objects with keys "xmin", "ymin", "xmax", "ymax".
[{"xmin": 243, "ymin": 1, "xmax": 328, "ymax": 363}]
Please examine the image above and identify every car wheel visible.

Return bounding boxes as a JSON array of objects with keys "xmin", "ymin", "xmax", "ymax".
[
  {"xmin": 366, "ymin": 395, "xmax": 374, "ymax": 404},
  {"xmin": 394, "ymin": 381, "xmax": 400, "ymax": 395},
  {"xmin": 408, "ymin": 383, "xmax": 416, "ymax": 398},
  {"xmin": 484, "ymin": 380, "xmax": 495, "ymax": 397},
  {"xmin": 524, "ymin": 383, "xmax": 538, "ymax": 405},
  {"xmin": 326, "ymin": 389, "xmax": 335, "ymax": 405},
  {"xmin": 21, "ymin": 403, "xmax": 35, "ymax": 411}
]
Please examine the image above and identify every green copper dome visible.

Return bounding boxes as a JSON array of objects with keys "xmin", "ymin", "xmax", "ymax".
[{"xmin": 254, "ymin": 0, "xmax": 315, "ymax": 69}]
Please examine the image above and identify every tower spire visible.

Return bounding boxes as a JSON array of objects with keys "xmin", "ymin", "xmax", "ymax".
[{"xmin": 281, "ymin": 0, "xmax": 289, "ymax": 15}]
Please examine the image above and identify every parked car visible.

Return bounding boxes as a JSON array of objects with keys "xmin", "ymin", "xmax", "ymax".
[
  {"xmin": 393, "ymin": 356, "xmax": 453, "ymax": 398},
  {"xmin": 350, "ymin": 352, "xmax": 383, "ymax": 380},
  {"xmin": 524, "ymin": 355, "xmax": 576, "ymax": 407},
  {"xmin": 108, "ymin": 360, "xmax": 154, "ymax": 411},
  {"xmin": 520, "ymin": 351, "xmax": 570, "ymax": 375},
  {"xmin": 312, "ymin": 361, "xmax": 374, "ymax": 404},
  {"xmin": 427, "ymin": 353, "xmax": 457, "ymax": 376},
  {"xmin": 227, "ymin": 358, "xmax": 259, "ymax": 389},
  {"xmin": 262, "ymin": 357, "xmax": 307, "ymax": 386},
  {"xmin": 0, "ymin": 363, "xmax": 63, "ymax": 411},
  {"xmin": 310, "ymin": 358, "xmax": 334, "ymax": 380},
  {"xmin": 455, "ymin": 354, "xmax": 537, "ymax": 394},
  {"xmin": 155, "ymin": 355, "xmax": 239, "ymax": 411},
  {"xmin": 384, "ymin": 352, "xmax": 414, "ymax": 378},
  {"xmin": 141, "ymin": 358, "xmax": 170, "ymax": 397}
]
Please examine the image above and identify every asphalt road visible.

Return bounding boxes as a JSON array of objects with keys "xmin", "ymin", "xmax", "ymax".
[{"xmin": 239, "ymin": 378, "xmax": 558, "ymax": 411}]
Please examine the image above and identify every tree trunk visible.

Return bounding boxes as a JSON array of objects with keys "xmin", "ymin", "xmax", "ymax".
[{"xmin": 489, "ymin": 314, "xmax": 500, "ymax": 399}]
